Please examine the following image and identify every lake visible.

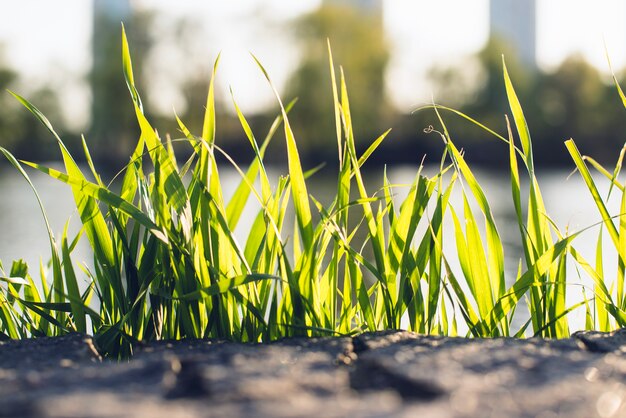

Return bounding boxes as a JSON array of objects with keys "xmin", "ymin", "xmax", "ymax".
[{"xmin": 0, "ymin": 162, "xmax": 618, "ymax": 332}]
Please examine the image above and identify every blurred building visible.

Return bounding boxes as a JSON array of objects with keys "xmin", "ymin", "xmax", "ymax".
[
  {"xmin": 92, "ymin": 0, "xmax": 131, "ymax": 76},
  {"xmin": 91, "ymin": 0, "xmax": 133, "ymax": 161},
  {"xmin": 490, "ymin": 0, "xmax": 537, "ymax": 68},
  {"xmin": 325, "ymin": 0, "xmax": 382, "ymax": 15},
  {"xmin": 93, "ymin": 0, "xmax": 131, "ymax": 22}
]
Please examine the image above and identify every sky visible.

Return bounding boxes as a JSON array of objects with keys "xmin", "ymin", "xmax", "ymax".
[{"xmin": 0, "ymin": 0, "xmax": 625, "ymax": 130}]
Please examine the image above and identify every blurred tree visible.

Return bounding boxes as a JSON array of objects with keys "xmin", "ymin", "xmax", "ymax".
[
  {"xmin": 284, "ymin": 4, "xmax": 390, "ymax": 161},
  {"xmin": 0, "ymin": 46, "xmax": 23, "ymax": 152},
  {"xmin": 141, "ymin": 16, "xmax": 251, "ymax": 162},
  {"xmin": 14, "ymin": 86, "xmax": 67, "ymax": 159},
  {"xmin": 415, "ymin": 36, "xmax": 537, "ymax": 165},
  {"xmin": 464, "ymin": 36, "xmax": 535, "ymax": 133},
  {"xmin": 0, "ymin": 44, "xmax": 74, "ymax": 161},
  {"xmin": 423, "ymin": 36, "xmax": 626, "ymax": 166},
  {"xmin": 533, "ymin": 55, "xmax": 623, "ymax": 161},
  {"xmin": 89, "ymin": 8, "xmax": 243, "ymax": 165}
]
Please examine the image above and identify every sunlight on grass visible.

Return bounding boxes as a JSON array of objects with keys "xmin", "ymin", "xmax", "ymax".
[{"xmin": 2, "ymin": 27, "xmax": 626, "ymax": 358}]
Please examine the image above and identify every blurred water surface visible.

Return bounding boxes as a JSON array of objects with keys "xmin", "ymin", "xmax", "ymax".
[{"xmin": 0, "ymin": 163, "xmax": 616, "ymax": 331}]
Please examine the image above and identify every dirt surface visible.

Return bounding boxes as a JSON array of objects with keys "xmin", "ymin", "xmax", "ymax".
[{"xmin": 2, "ymin": 330, "xmax": 626, "ymax": 417}]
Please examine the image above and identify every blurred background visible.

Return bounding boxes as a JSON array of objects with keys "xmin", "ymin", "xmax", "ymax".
[
  {"xmin": 0, "ymin": 0, "xmax": 625, "ymax": 168},
  {"xmin": 2, "ymin": 1, "xmax": 626, "ymax": 323}
]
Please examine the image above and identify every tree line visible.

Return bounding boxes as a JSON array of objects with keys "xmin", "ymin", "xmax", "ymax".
[{"xmin": 0, "ymin": 4, "xmax": 624, "ymax": 168}]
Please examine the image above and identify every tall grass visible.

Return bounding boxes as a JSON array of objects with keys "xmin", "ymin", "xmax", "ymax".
[{"xmin": 2, "ymin": 28, "xmax": 626, "ymax": 357}]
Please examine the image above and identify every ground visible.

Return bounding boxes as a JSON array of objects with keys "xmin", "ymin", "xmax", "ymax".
[{"xmin": 1, "ymin": 329, "xmax": 626, "ymax": 417}]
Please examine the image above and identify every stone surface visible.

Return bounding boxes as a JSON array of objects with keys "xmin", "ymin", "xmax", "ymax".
[{"xmin": 2, "ymin": 330, "xmax": 626, "ymax": 417}]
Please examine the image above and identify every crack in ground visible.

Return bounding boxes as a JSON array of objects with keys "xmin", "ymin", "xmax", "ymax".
[{"xmin": 343, "ymin": 335, "xmax": 446, "ymax": 401}]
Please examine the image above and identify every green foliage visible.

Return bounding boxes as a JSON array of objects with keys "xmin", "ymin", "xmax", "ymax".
[
  {"xmin": 426, "ymin": 36, "xmax": 626, "ymax": 166},
  {"xmin": 284, "ymin": 4, "xmax": 390, "ymax": 159},
  {"xmin": 0, "ymin": 53, "xmax": 21, "ymax": 150},
  {"xmin": 0, "ymin": 47, "xmax": 62, "ymax": 159},
  {"xmin": 3, "ymin": 28, "xmax": 626, "ymax": 357}
]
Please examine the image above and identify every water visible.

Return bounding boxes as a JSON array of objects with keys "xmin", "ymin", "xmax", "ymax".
[
  {"xmin": 0, "ymin": 163, "xmax": 617, "ymax": 331},
  {"xmin": 0, "ymin": 163, "xmax": 90, "ymax": 274}
]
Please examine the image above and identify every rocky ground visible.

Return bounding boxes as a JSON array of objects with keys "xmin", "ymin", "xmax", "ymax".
[{"xmin": 2, "ymin": 330, "xmax": 626, "ymax": 417}]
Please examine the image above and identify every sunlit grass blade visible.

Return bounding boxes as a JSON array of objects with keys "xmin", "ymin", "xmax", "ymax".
[
  {"xmin": 414, "ymin": 104, "xmax": 510, "ymax": 145},
  {"xmin": 430, "ymin": 107, "xmax": 506, "ymax": 332},
  {"xmin": 503, "ymin": 58, "xmax": 533, "ymax": 173},
  {"xmin": 177, "ymin": 274, "xmax": 281, "ymax": 300},
  {"xmin": 0, "ymin": 146, "xmax": 66, "ymax": 329},
  {"xmin": 8, "ymin": 91, "xmax": 119, "ymax": 331},
  {"xmin": 226, "ymin": 90, "xmax": 291, "ymax": 229},
  {"xmin": 337, "ymin": 69, "xmax": 393, "ymax": 323},
  {"xmin": 10, "ymin": 23, "xmax": 626, "ymax": 356},
  {"xmin": 61, "ymin": 224, "xmax": 86, "ymax": 333},
  {"xmin": 252, "ymin": 55, "xmax": 314, "ymax": 250},
  {"xmin": 487, "ymin": 234, "xmax": 578, "ymax": 333},
  {"xmin": 22, "ymin": 161, "xmax": 168, "ymax": 243},
  {"xmin": 566, "ymin": 140, "xmax": 619, "ymax": 246},
  {"xmin": 605, "ymin": 44, "xmax": 626, "ymax": 110}
]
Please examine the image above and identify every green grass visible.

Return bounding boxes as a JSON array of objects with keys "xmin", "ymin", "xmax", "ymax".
[{"xmin": 2, "ymin": 27, "xmax": 626, "ymax": 358}]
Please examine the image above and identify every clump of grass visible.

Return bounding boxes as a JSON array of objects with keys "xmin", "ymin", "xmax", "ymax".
[{"xmin": 2, "ymin": 27, "xmax": 626, "ymax": 358}]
